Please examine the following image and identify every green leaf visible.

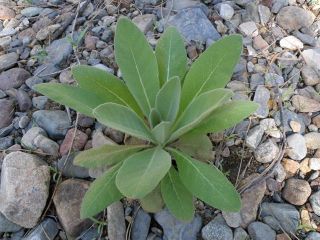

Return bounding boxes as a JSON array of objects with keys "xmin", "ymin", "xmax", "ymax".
[
  {"xmin": 170, "ymin": 149, "xmax": 241, "ymax": 212},
  {"xmin": 161, "ymin": 167, "xmax": 194, "ymax": 221},
  {"xmin": 155, "ymin": 26, "xmax": 187, "ymax": 86},
  {"xmin": 93, "ymin": 103, "xmax": 154, "ymax": 142},
  {"xmin": 74, "ymin": 144, "xmax": 148, "ymax": 168},
  {"xmin": 171, "ymin": 134, "xmax": 212, "ymax": 162},
  {"xmin": 116, "ymin": 147, "xmax": 171, "ymax": 199},
  {"xmin": 151, "ymin": 121, "xmax": 172, "ymax": 144},
  {"xmin": 34, "ymin": 83, "xmax": 105, "ymax": 117},
  {"xmin": 189, "ymin": 101, "xmax": 259, "ymax": 135},
  {"xmin": 149, "ymin": 108, "xmax": 161, "ymax": 128},
  {"xmin": 115, "ymin": 17, "xmax": 159, "ymax": 116},
  {"xmin": 168, "ymin": 89, "xmax": 233, "ymax": 142},
  {"xmin": 140, "ymin": 185, "xmax": 164, "ymax": 213},
  {"xmin": 180, "ymin": 35, "xmax": 242, "ymax": 112},
  {"xmin": 80, "ymin": 163, "xmax": 123, "ymax": 218},
  {"xmin": 72, "ymin": 65, "xmax": 143, "ymax": 116},
  {"xmin": 155, "ymin": 76, "xmax": 181, "ymax": 122}
]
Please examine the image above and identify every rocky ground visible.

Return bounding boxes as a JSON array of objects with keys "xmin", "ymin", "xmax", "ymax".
[{"xmin": 0, "ymin": 0, "xmax": 320, "ymax": 239}]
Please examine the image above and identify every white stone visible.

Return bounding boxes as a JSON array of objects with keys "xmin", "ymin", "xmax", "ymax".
[
  {"xmin": 286, "ymin": 133, "xmax": 307, "ymax": 161},
  {"xmin": 309, "ymin": 158, "xmax": 320, "ymax": 170},
  {"xmin": 280, "ymin": 36, "xmax": 303, "ymax": 50},
  {"xmin": 239, "ymin": 21, "xmax": 258, "ymax": 37},
  {"xmin": 219, "ymin": 3, "xmax": 234, "ymax": 20}
]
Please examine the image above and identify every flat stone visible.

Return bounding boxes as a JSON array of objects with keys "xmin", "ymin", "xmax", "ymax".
[
  {"xmin": 0, "ymin": 152, "xmax": 50, "ymax": 228},
  {"xmin": 253, "ymin": 85, "xmax": 270, "ymax": 118},
  {"xmin": 0, "ymin": 5, "xmax": 15, "ymax": 20},
  {"xmin": 219, "ymin": 3, "xmax": 234, "ymax": 20},
  {"xmin": 59, "ymin": 128, "xmax": 88, "ymax": 156},
  {"xmin": 21, "ymin": 127, "xmax": 47, "ymax": 150},
  {"xmin": 107, "ymin": 201, "xmax": 126, "ymax": 240},
  {"xmin": 248, "ymin": 222, "xmax": 276, "ymax": 240},
  {"xmin": 240, "ymin": 179, "xmax": 266, "ymax": 227},
  {"xmin": 302, "ymin": 48, "xmax": 320, "ymax": 71},
  {"xmin": 302, "ymin": 66, "xmax": 320, "ymax": 86},
  {"xmin": 201, "ymin": 214, "xmax": 233, "ymax": 240},
  {"xmin": 274, "ymin": 109, "xmax": 305, "ymax": 134},
  {"xmin": 286, "ymin": 133, "xmax": 307, "ymax": 161},
  {"xmin": 282, "ymin": 178, "xmax": 311, "ymax": 205},
  {"xmin": 309, "ymin": 158, "xmax": 320, "ymax": 170},
  {"xmin": 239, "ymin": 21, "xmax": 258, "ymax": 37},
  {"xmin": 254, "ymin": 139, "xmax": 279, "ymax": 163},
  {"xmin": 33, "ymin": 134, "xmax": 59, "ymax": 156},
  {"xmin": 222, "ymin": 211, "xmax": 241, "ymax": 228},
  {"xmin": 258, "ymin": 4, "xmax": 271, "ymax": 25},
  {"xmin": 0, "ymin": 36, "xmax": 11, "ymax": 48},
  {"xmin": 0, "ymin": 135, "xmax": 13, "ymax": 149},
  {"xmin": 168, "ymin": 7, "xmax": 221, "ymax": 43},
  {"xmin": 16, "ymin": 89, "xmax": 32, "ymax": 112},
  {"xmin": 0, "ymin": 212, "xmax": 21, "ymax": 233},
  {"xmin": 234, "ymin": 227, "xmax": 249, "ymax": 240},
  {"xmin": 292, "ymin": 95, "xmax": 320, "ymax": 113},
  {"xmin": 282, "ymin": 158, "xmax": 299, "ymax": 178},
  {"xmin": 155, "ymin": 208, "xmax": 202, "ymax": 240},
  {"xmin": 0, "ymin": 52, "xmax": 18, "ymax": 72},
  {"xmin": 0, "ymin": 99, "xmax": 14, "ymax": 129},
  {"xmin": 53, "ymin": 179, "xmax": 92, "ymax": 237},
  {"xmin": 23, "ymin": 218, "xmax": 59, "ymax": 240},
  {"xmin": 21, "ymin": 7, "xmax": 43, "ymax": 17},
  {"xmin": 276, "ymin": 6, "xmax": 315, "ymax": 32},
  {"xmin": 245, "ymin": 125, "xmax": 264, "ymax": 149},
  {"xmin": 132, "ymin": 14, "xmax": 156, "ymax": 33},
  {"xmin": 279, "ymin": 36, "xmax": 303, "ymax": 50},
  {"xmin": 32, "ymin": 96, "xmax": 48, "ymax": 110},
  {"xmin": 260, "ymin": 203, "xmax": 299, "ymax": 235},
  {"xmin": 131, "ymin": 208, "xmax": 151, "ymax": 240},
  {"xmin": 44, "ymin": 38, "xmax": 72, "ymax": 67},
  {"xmin": 304, "ymin": 132, "xmax": 320, "ymax": 149},
  {"xmin": 33, "ymin": 110, "xmax": 71, "ymax": 140},
  {"xmin": 34, "ymin": 64, "xmax": 60, "ymax": 81}
]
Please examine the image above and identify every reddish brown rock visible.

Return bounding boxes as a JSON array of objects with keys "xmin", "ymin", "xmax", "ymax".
[
  {"xmin": 53, "ymin": 179, "xmax": 92, "ymax": 237},
  {"xmin": 59, "ymin": 128, "xmax": 88, "ymax": 156},
  {"xmin": 0, "ymin": 5, "xmax": 15, "ymax": 20}
]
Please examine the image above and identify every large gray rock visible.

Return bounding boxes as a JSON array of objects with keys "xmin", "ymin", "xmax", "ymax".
[
  {"xmin": 248, "ymin": 221, "xmax": 276, "ymax": 240},
  {"xmin": 309, "ymin": 191, "xmax": 320, "ymax": 216},
  {"xmin": 201, "ymin": 214, "xmax": 233, "ymax": 240},
  {"xmin": 53, "ymin": 179, "xmax": 92, "ymax": 237},
  {"xmin": 282, "ymin": 178, "xmax": 311, "ymax": 206},
  {"xmin": 0, "ymin": 52, "xmax": 18, "ymax": 72},
  {"xmin": 155, "ymin": 208, "xmax": 202, "ymax": 240},
  {"xmin": 44, "ymin": 38, "xmax": 72, "ymax": 66},
  {"xmin": 168, "ymin": 7, "xmax": 220, "ymax": 43},
  {"xmin": 260, "ymin": 203, "xmax": 299, "ymax": 235},
  {"xmin": 0, "ymin": 99, "xmax": 14, "ymax": 128},
  {"xmin": 276, "ymin": 6, "xmax": 315, "ymax": 32},
  {"xmin": 33, "ymin": 110, "xmax": 71, "ymax": 139},
  {"xmin": 0, "ymin": 68, "xmax": 30, "ymax": 90},
  {"xmin": 0, "ymin": 152, "xmax": 50, "ymax": 228},
  {"xmin": 22, "ymin": 218, "xmax": 59, "ymax": 240}
]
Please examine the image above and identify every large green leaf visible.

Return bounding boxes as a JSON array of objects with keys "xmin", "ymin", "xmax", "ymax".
[
  {"xmin": 151, "ymin": 121, "xmax": 172, "ymax": 144},
  {"xmin": 93, "ymin": 103, "xmax": 155, "ymax": 142},
  {"xmin": 161, "ymin": 167, "xmax": 194, "ymax": 221},
  {"xmin": 155, "ymin": 26, "xmax": 187, "ymax": 86},
  {"xmin": 170, "ymin": 148, "xmax": 241, "ymax": 212},
  {"xmin": 189, "ymin": 101, "xmax": 259, "ymax": 135},
  {"xmin": 116, "ymin": 147, "xmax": 171, "ymax": 199},
  {"xmin": 171, "ymin": 134, "xmax": 212, "ymax": 162},
  {"xmin": 74, "ymin": 144, "xmax": 148, "ymax": 168},
  {"xmin": 155, "ymin": 76, "xmax": 181, "ymax": 122},
  {"xmin": 180, "ymin": 35, "xmax": 242, "ymax": 112},
  {"xmin": 168, "ymin": 89, "xmax": 233, "ymax": 142},
  {"xmin": 72, "ymin": 65, "xmax": 143, "ymax": 116},
  {"xmin": 149, "ymin": 108, "xmax": 161, "ymax": 128},
  {"xmin": 140, "ymin": 185, "xmax": 164, "ymax": 213},
  {"xmin": 80, "ymin": 163, "xmax": 123, "ymax": 218},
  {"xmin": 34, "ymin": 83, "xmax": 105, "ymax": 117},
  {"xmin": 115, "ymin": 17, "xmax": 159, "ymax": 116}
]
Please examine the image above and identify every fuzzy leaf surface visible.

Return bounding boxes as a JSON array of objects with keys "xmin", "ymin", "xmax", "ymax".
[
  {"xmin": 115, "ymin": 17, "xmax": 159, "ymax": 116},
  {"xmin": 180, "ymin": 35, "xmax": 242, "ymax": 112},
  {"xmin": 170, "ymin": 149, "xmax": 241, "ymax": 212},
  {"xmin": 116, "ymin": 147, "xmax": 171, "ymax": 199},
  {"xmin": 74, "ymin": 144, "xmax": 148, "ymax": 168},
  {"xmin": 80, "ymin": 164, "xmax": 123, "ymax": 218},
  {"xmin": 93, "ymin": 103, "xmax": 154, "ymax": 142},
  {"xmin": 161, "ymin": 167, "xmax": 194, "ymax": 221},
  {"xmin": 155, "ymin": 26, "xmax": 187, "ymax": 85}
]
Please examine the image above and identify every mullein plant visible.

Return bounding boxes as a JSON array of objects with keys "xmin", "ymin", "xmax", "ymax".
[{"xmin": 35, "ymin": 17, "xmax": 258, "ymax": 221}]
